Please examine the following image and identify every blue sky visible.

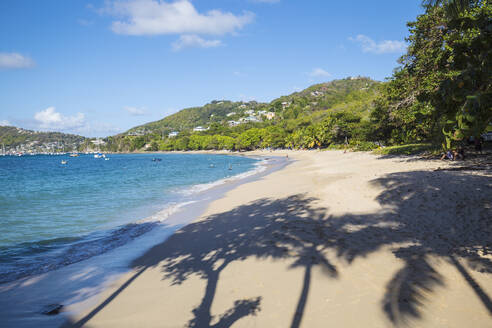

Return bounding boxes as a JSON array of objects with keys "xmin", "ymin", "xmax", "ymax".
[{"xmin": 0, "ymin": 0, "xmax": 424, "ymax": 137}]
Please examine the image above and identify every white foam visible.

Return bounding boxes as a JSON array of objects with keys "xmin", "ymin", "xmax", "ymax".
[
  {"xmin": 179, "ymin": 159, "xmax": 268, "ymax": 196},
  {"xmin": 137, "ymin": 200, "xmax": 197, "ymax": 223}
]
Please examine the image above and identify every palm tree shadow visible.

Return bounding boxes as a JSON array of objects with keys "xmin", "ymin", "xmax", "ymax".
[
  {"xmin": 67, "ymin": 194, "xmax": 338, "ymax": 327},
  {"xmin": 66, "ymin": 169, "xmax": 492, "ymax": 327},
  {"xmin": 130, "ymin": 195, "xmax": 338, "ymax": 328},
  {"xmin": 341, "ymin": 170, "xmax": 492, "ymax": 325}
]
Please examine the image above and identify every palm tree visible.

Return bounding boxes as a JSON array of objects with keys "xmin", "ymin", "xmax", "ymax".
[{"xmin": 422, "ymin": 0, "xmax": 477, "ymax": 17}]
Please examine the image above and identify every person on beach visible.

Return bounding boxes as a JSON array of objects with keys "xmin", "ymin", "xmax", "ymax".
[
  {"xmin": 441, "ymin": 150, "xmax": 454, "ymax": 161},
  {"xmin": 344, "ymin": 136, "xmax": 349, "ymax": 153}
]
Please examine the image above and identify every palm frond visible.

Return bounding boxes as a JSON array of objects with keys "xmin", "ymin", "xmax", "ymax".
[{"xmin": 422, "ymin": 0, "xmax": 476, "ymax": 17}]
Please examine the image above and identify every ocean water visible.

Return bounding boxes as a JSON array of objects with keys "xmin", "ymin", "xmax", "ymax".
[{"xmin": 0, "ymin": 153, "xmax": 260, "ymax": 283}]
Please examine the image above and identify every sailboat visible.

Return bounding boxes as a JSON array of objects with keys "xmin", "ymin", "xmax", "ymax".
[{"xmin": 61, "ymin": 160, "xmax": 67, "ymax": 165}]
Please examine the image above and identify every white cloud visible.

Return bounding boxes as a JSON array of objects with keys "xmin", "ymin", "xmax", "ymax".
[
  {"xmin": 106, "ymin": 0, "xmax": 254, "ymax": 36},
  {"xmin": 123, "ymin": 106, "xmax": 146, "ymax": 115},
  {"xmin": 6, "ymin": 108, "xmax": 120, "ymax": 137},
  {"xmin": 308, "ymin": 68, "xmax": 331, "ymax": 78},
  {"xmin": 0, "ymin": 52, "xmax": 35, "ymax": 69},
  {"xmin": 350, "ymin": 34, "xmax": 406, "ymax": 54},
  {"xmin": 172, "ymin": 34, "xmax": 222, "ymax": 51},
  {"xmin": 34, "ymin": 107, "xmax": 85, "ymax": 130}
]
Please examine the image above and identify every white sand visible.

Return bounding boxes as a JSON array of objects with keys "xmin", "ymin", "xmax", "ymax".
[{"xmin": 64, "ymin": 150, "xmax": 492, "ymax": 327}]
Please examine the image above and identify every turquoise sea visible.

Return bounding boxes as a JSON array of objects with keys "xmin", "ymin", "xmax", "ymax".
[{"xmin": 0, "ymin": 153, "xmax": 260, "ymax": 283}]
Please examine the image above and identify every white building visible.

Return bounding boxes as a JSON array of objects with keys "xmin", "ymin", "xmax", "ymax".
[
  {"xmin": 168, "ymin": 131, "xmax": 179, "ymax": 138},
  {"xmin": 245, "ymin": 109, "xmax": 255, "ymax": 115},
  {"xmin": 228, "ymin": 121, "xmax": 241, "ymax": 127},
  {"xmin": 193, "ymin": 126, "xmax": 207, "ymax": 132},
  {"xmin": 91, "ymin": 138, "xmax": 106, "ymax": 146},
  {"xmin": 226, "ymin": 112, "xmax": 237, "ymax": 117},
  {"xmin": 244, "ymin": 116, "xmax": 260, "ymax": 123},
  {"xmin": 265, "ymin": 112, "xmax": 276, "ymax": 120},
  {"xmin": 281, "ymin": 101, "xmax": 291, "ymax": 109}
]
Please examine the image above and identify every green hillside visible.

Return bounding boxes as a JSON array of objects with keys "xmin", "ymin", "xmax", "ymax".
[
  {"xmin": 126, "ymin": 100, "xmax": 266, "ymax": 135},
  {"xmin": 271, "ymin": 77, "xmax": 379, "ymax": 120},
  {"xmin": 103, "ymin": 77, "xmax": 381, "ymax": 152},
  {"xmin": 125, "ymin": 77, "xmax": 379, "ymax": 136}
]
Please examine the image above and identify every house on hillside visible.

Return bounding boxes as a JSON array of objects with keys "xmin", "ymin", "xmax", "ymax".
[
  {"xmin": 228, "ymin": 121, "xmax": 240, "ymax": 127},
  {"xmin": 245, "ymin": 109, "xmax": 255, "ymax": 115},
  {"xmin": 281, "ymin": 101, "xmax": 291, "ymax": 109},
  {"xmin": 168, "ymin": 131, "xmax": 179, "ymax": 138},
  {"xmin": 226, "ymin": 112, "xmax": 236, "ymax": 117},
  {"xmin": 193, "ymin": 126, "xmax": 207, "ymax": 132},
  {"xmin": 257, "ymin": 110, "xmax": 275, "ymax": 120},
  {"xmin": 244, "ymin": 116, "xmax": 260, "ymax": 123},
  {"xmin": 91, "ymin": 138, "xmax": 106, "ymax": 146}
]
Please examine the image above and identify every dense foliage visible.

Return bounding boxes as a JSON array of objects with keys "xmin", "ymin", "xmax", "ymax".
[
  {"xmin": 372, "ymin": 0, "xmax": 491, "ymax": 149},
  {"xmin": 432, "ymin": 1, "xmax": 492, "ymax": 148}
]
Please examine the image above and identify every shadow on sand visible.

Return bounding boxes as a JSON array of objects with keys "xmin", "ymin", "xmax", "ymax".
[{"xmin": 67, "ymin": 169, "xmax": 492, "ymax": 327}]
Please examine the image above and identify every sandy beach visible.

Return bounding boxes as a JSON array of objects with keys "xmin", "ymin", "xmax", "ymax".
[{"xmin": 61, "ymin": 150, "xmax": 492, "ymax": 327}]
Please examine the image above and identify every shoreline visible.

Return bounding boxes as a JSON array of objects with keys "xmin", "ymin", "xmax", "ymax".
[
  {"xmin": 0, "ymin": 153, "xmax": 288, "ymax": 328},
  {"xmin": 63, "ymin": 149, "xmax": 491, "ymax": 328}
]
